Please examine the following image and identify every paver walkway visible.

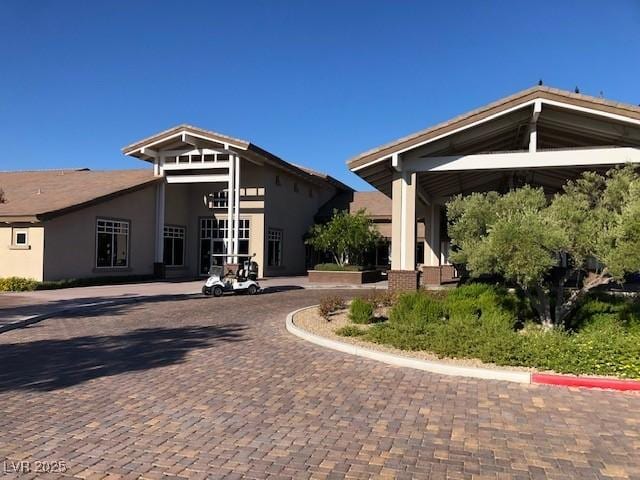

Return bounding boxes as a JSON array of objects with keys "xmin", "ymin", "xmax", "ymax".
[
  {"xmin": 0, "ymin": 289, "xmax": 639, "ymax": 479},
  {"xmin": 0, "ymin": 277, "xmax": 386, "ymax": 327}
]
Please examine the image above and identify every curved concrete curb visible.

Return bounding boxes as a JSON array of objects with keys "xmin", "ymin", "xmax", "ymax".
[
  {"xmin": 286, "ymin": 306, "xmax": 640, "ymax": 391},
  {"xmin": 286, "ymin": 305, "xmax": 532, "ymax": 384},
  {"xmin": 532, "ymin": 373, "xmax": 640, "ymax": 391}
]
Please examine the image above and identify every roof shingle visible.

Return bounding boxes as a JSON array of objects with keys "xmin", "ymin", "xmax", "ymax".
[{"xmin": 0, "ymin": 169, "xmax": 158, "ymax": 219}]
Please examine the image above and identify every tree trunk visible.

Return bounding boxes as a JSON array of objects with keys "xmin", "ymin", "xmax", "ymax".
[
  {"xmin": 555, "ymin": 272, "xmax": 614, "ymax": 325},
  {"xmin": 525, "ymin": 285, "xmax": 553, "ymax": 329}
]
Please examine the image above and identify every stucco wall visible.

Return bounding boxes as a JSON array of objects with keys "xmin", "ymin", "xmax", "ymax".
[
  {"xmin": 42, "ymin": 185, "xmax": 157, "ymax": 281},
  {"xmin": 0, "ymin": 225, "xmax": 45, "ymax": 280},
  {"xmin": 263, "ymin": 165, "xmax": 338, "ymax": 276},
  {"xmin": 164, "ymin": 183, "xmax": 193, "ymax": 278}
]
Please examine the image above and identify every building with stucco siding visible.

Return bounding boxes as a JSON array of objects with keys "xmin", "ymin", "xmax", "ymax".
[{"xmin": 0, "ymin": 125, "xmax": 351, "ymax": 281}]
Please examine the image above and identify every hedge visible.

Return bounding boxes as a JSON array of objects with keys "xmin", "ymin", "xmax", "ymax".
[
  {"xmin": 0, "ymin": 275, "xmax": 156, "ymax": 292},
  {"xmin": 338, "ymin": 283, "xmax": 640, "ymax": 379}
]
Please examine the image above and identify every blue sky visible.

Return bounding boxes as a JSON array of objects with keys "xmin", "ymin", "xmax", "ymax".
[{"xmin": 1, "ymin": 1, "xmax": 639, "ymax": 190}]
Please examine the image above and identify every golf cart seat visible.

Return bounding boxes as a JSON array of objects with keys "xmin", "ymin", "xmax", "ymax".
[{"xmin": 208, "ymin": 265, "xmax": 224, "ymax": 278}]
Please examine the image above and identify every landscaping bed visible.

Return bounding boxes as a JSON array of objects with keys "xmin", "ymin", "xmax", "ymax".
[{"xmin": 297, "ymin": 285, "xmax": 640, "ymax": 380}]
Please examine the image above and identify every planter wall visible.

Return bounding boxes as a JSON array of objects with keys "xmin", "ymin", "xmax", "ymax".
[{"xmin": 307, "ymin": 269, "xmax": 382, "ymax": 285}]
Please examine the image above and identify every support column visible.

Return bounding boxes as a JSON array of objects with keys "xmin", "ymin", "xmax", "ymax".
[
  {"xmin": 389, "ymin": 169, "xmax": 419, "ymax": 291},
  {"xmin": 226, "ymin": 151, "xmax": 234, "ymax": 266},
  {"xmin": 233, "ymin": 154, "xmax": 240, "ymax": 262},
  {"xmin": 154, "ymin": 181, "xmax": 166, "ymax": 278},
  {"xmin": 423, "ymin": 203, "xmax": 442, "ymax": 286},
  {"xmin": 528, "ymin": 100, "xmax": 542, "ymax": 153}
]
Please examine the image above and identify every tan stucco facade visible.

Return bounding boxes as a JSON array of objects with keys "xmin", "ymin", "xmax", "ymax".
[
  {"xmin": 0, "ymin": 225, "xmax": 45, "ymax": 280},
  {"xmin": 0, "ymin": 159, "xmax": 343, "ymax": 282},
  {"xmin": 263, "ymin": 164, "xmax": 337, "ymax": 276},
  {"xmin": 42, "ymin": 185, "xmax": 157, "ymax": 281}
]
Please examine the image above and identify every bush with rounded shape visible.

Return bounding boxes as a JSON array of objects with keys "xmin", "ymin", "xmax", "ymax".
[{"xmin": 0, "ymin": 277, "xmax": 38, "ymax": 292}]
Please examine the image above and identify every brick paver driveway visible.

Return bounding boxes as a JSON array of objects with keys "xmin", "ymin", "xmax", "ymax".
[{"xmin": 1, "ymin": 289, "xmax": 639, "ymax": 480}]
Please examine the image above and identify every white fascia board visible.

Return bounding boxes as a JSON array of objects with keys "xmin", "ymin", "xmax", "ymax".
[
  {"xmin": 160, "ymin": 148, "xmax": 236, "ymax": 157},
  {"xmin": 134, "ymin": 130, "xmax": 247, "ymax": 156},
  {"xmin": 351, "ymin": 98, "xmax": 640, "ymax": 173},
  {"xmin": 166, "ymin": 174, "xmax": 230, "ymax": 184},
  {"xmin": 163, "ymin": 161, "xmax": 231, "ymax": 171},
  {"xmin": 351, "ymin": 100, "xmax": 538, "ymax": 172},
  {"xmin": 541, "ymin": 99, "xmax": 640, "ymax": 127},
  {"xmin": 406, "ymin": 147, "xmax": 640, "ymax": 173}
]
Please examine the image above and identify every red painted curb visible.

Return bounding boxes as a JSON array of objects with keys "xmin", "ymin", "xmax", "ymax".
[{"xmin": 532, "ymin": 373, "xmax": 640, "ymax": 391}]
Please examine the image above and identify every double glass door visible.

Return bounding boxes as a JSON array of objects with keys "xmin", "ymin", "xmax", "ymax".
[{"xmin": 199, "ymin": 218, "xmax": 250, "ymax": 275}]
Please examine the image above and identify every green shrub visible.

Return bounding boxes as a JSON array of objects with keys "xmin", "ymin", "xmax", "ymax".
[
  {"xmin": 36, "ymin": 275, "xmax": 155, "ymax": 290},
  {"xmin": 349, "ymin": 298, "xmax": 374, "ymax": 324},
  {"xmin": 0, "ymin": 275, "xmax": 157, "ymax": 292},
  {"xmin": 313, "ymin": 263, "xmax": 362, "ymax": 271},
  {"xmin": 362, "ymin": 284, "xmax": 640, "ymax": 379},
  {"xmin": 0, "ymin": 277, "xmax": 39, "ymax": 291},
  {"xmin": 336, "ymin": 325, "xmax": 366, "ymax": 337},
  {"xmin": 318, "ymin": 295, "xmax": 346, "ymax": 321}
]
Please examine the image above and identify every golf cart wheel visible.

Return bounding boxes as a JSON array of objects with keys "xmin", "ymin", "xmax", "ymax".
[
  {"xmin": 202, "ymin": 286, "xmax": 211, "ymax": 296},
  {"xmin": 247, "ymin": 284, "xmax": 258, "ymax": 295},
  {"xmin": 213, "ymin": 286, "xmax": 224, "ymax": 297}
]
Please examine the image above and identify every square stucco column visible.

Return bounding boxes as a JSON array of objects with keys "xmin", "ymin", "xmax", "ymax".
[
  {"xmin": 154, "ymin": 181, "xmax": 166, "ymax": 278},
  {"xmin": 423, "ymin": 203, "xmax": 442, "ymax": 285},
  {"xmin": 389, "ymin": 170, "xmax": 419, "ymax": 291}
]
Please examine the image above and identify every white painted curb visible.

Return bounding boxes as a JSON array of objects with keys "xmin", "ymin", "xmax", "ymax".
[{"xmin": 286, "ymin": 305, "xmax": 532, "ymax": 384}]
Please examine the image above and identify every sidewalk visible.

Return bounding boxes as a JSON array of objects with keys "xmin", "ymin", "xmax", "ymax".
[{"xmin": 0, "ymin": 276, "xmax": 387, "ymax": 327}]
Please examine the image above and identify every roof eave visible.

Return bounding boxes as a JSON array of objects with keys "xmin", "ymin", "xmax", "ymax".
[
  {"xmin": 122, "ymin": 124, "xmax": 251, "ymax": 158},
  {"xmin": 347, "ymin": 85, "xmax": 640, "ymax": 172}
]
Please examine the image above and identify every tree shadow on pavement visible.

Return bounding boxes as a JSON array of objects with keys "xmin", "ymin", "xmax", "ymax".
[
  {"xmin": 0, "ymin": 294, "xmax": 203, "ymax": 333},
  {"xmin": 0, "ymin": 324, "xmax": 246, "ymax": 392}
]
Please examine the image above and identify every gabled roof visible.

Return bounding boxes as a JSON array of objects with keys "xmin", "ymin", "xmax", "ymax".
[
  {"xmin": 122, "ymin": 124, "xmax": 250, "ymax": 155},
  {"xmin": 348, "ymin": 85, "xmax": 640, "ymax": 171},
  {"xmin": 0, "ymin": 169, "xmax": 158, "ymax": 221},
  {"xmin": 123, "ymin": 124, "xmax": 352, "ymax": 192}
]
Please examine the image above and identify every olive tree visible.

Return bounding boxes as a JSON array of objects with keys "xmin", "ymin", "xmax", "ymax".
[
  {"xmin": 447, "ymin": 165, "xmax": 640, "ymax": 328},
  {"xmin": 306, "ymin": 209, "xmax": 380, "ymax": 267}
]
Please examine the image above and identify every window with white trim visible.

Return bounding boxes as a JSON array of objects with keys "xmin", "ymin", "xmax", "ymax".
[
  {"xmin": 96, "ymin": 219, "xmax": 129, "ymax": 268},
  {"xmin": 164, "ymin": 226, "xmax": 185, "ymax": 266},
  {"xmin": 267, "ymin": 229, "xmax": 282, "ymax": 267},
  {"xmin": 211, "ymin": 190, "xmax": 228, "ymax": 208},
  {"xmin": 12, "ymin": 228, "xmax": 29, "ymax": 247},
  {"xmin": 199, "ymin": 218, "xmax": 251, "ymax": 274}
]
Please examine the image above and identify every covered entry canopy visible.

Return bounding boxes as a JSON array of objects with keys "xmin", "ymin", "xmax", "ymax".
[{"xmin": 348, "ymin": 86, "xmax": 640, "ymax": 287}]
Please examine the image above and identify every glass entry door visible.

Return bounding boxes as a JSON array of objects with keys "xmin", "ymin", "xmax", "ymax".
[{"xmin": 199, "ymin": 218, "xmax": 250, "ymax": 275}]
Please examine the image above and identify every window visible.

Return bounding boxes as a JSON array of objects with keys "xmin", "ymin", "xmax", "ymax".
[
  {"xmin": 238, "ymin": 219, "xmax": 250, "ymax": 256},
  {"xmin": 12, "ymin": 228, "xmax": 28, "ymax": 247},
  {"xmin": 267, "ymin": 229, "xmax": 282, "ymax": 267},
  {"xmin": 308, "ymin": 187, "xmax": 313, "ymax": 198},
  {"xmin": 293, "ymin": 182, "xmax": 299, "ymax": 193},
  {"xmin": 275, "ymin": 175, "xmax": 281, "ymax": 186},
  {"xmin": 200, "ymin": 218, "xmax": 251, "ymax": 274},
  {"xmin": 96, "ymin": 219, "xmax": 129, "ymax": 268},
  {"xmin": 164, "ymin": 226, "xmax": 185, "ymax": 266},
  {"xmin": 210, "ymin": 190, "xmax": 228, "ymax": 208}
]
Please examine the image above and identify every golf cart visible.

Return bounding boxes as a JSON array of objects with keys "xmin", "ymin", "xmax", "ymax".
[{"xmin": 202, "ymin": 255, "xmax": 261, "ymax": 297}]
